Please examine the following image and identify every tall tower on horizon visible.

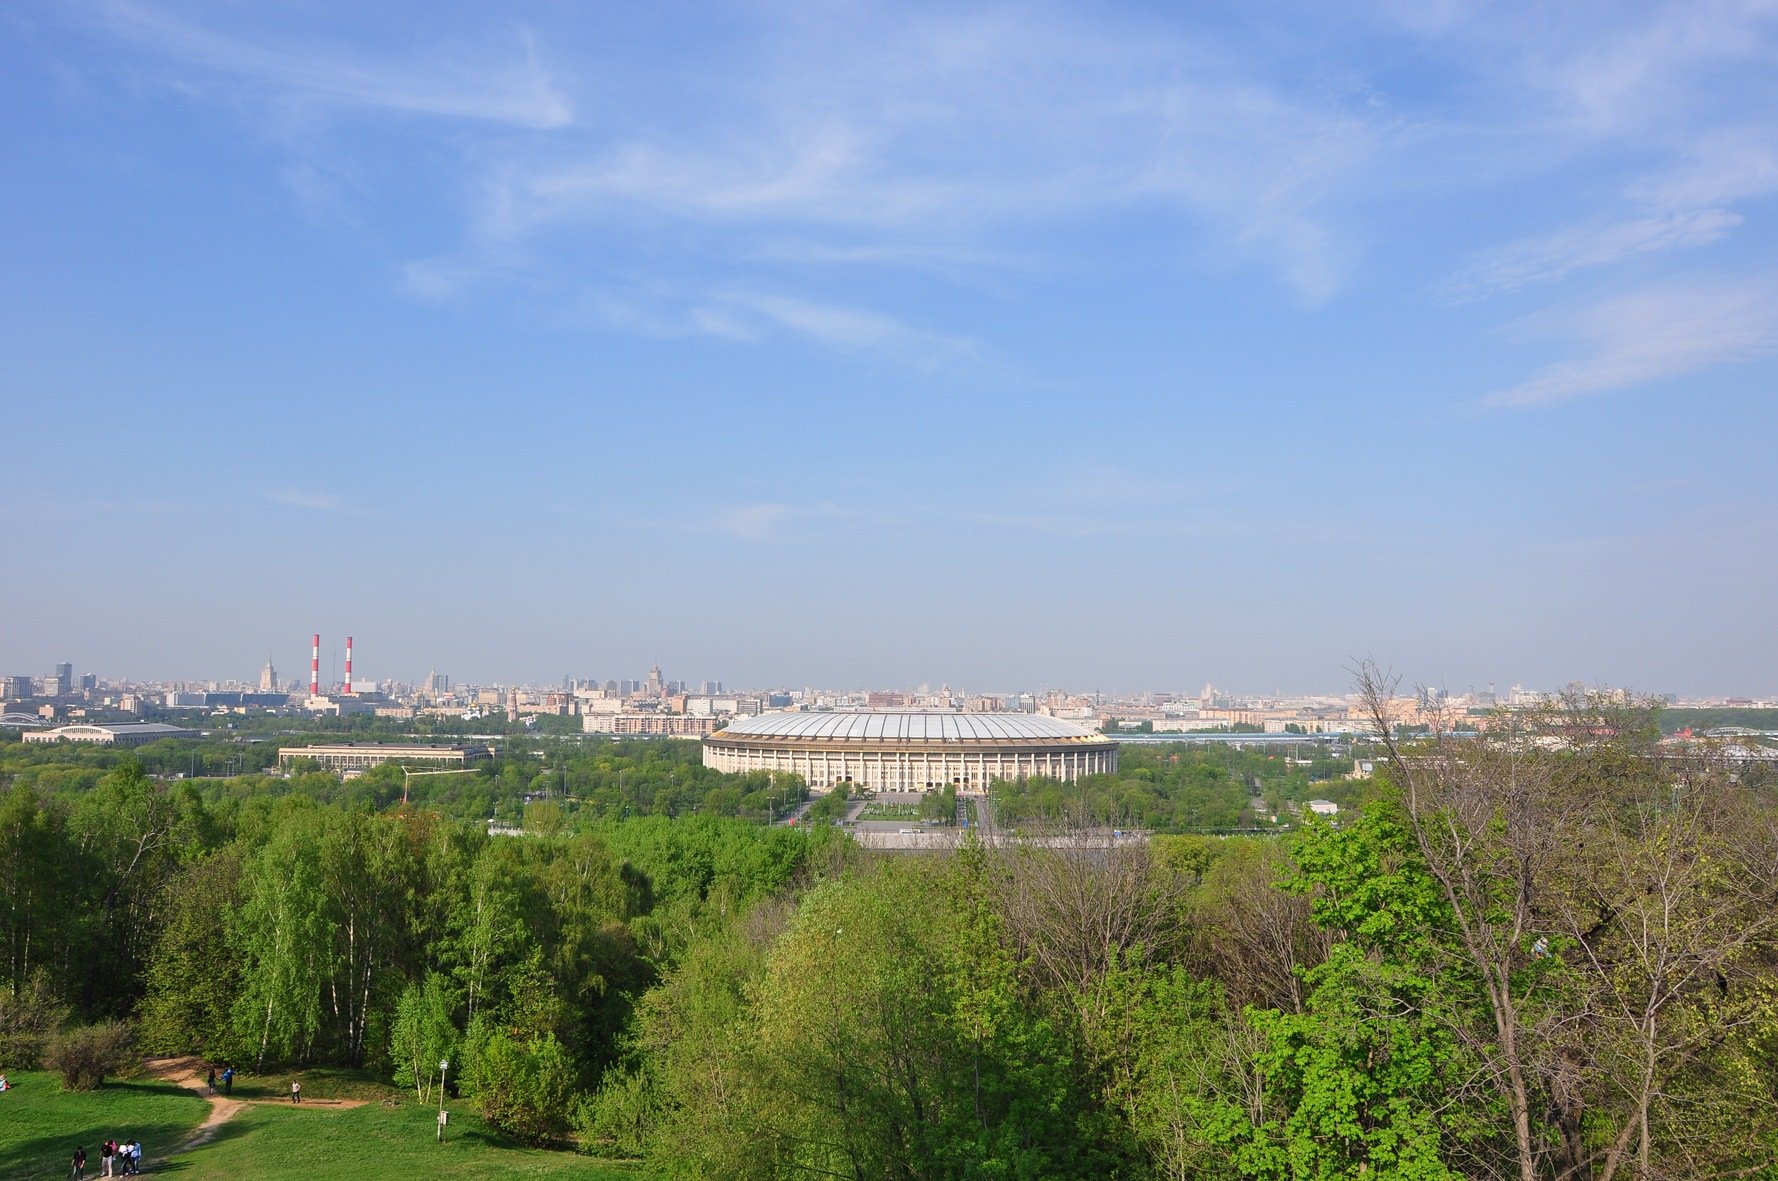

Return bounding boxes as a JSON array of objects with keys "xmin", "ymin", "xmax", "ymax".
[{"xmin": 259, "ymin": 655, "xmax": 278, "ymax": 693}]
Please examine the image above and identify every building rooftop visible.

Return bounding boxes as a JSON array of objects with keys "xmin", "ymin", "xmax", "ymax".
[{"xmin": 714, "ymin": 711, "xmax": 1105, "ymax": 743}]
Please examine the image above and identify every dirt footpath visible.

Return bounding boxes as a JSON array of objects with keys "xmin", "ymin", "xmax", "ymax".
[{"xmin": 142, "ymin": 1056, "xmax": 369, "ymax": 1159}]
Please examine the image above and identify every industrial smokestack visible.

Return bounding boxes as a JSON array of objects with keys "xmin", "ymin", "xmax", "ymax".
[
  {"xmin": 344, "ymin": 636, "xmax": 354, "ymax": 694},
  {"xmin": 310, "ymin": 634, "xmax": 320, "ymax": 696}
]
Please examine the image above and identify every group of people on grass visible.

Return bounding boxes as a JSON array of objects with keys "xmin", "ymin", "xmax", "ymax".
[
  {"xmin": 202, "ymin": 1063, "xmax": 303, "ymax": 1101},
  {"xmin": 64, "ymin": 1062, "xmax": 311, "ymax": 1179},
  {"xmin": 69, "ymin": 1138, "xmax": 142, "ymax": 1179}
]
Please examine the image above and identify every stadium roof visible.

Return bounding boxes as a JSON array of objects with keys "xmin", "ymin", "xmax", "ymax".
[
  {"xmin": 714, "ymin": 711, "xmax": 1103, "ymax": 743},
  {"xmin": 48, "ymin": 722, "xmax": 197, "ymax": 737}
]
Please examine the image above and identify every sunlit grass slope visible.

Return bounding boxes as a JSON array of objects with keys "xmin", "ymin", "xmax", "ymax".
[
  {"xmin": 0, "ymin": 1070, "xmax": 208, "ymax": 1180},
  {"xmin": 168, "ymin": 1081, "xmax": 646, "ymax": 1181}
]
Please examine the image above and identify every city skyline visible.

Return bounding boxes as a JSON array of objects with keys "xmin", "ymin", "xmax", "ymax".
[
  {"xmin": 5, "ymin": 3, "xmax": 1777, "ymax": 693},
  {"xmin": 1, "ymin": 644, "xmax": 1766, "ymax": 706}
]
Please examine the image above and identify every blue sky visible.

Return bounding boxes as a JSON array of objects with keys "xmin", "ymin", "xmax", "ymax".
[{"xmin": 4, "ymin": 1, "xmax": 1776, "ymax": 695}]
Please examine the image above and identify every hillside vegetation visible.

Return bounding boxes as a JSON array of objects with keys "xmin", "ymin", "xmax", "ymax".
[{"xmin": 6, "ymin": 691, "xmax": 1778, "ymax": 1177}]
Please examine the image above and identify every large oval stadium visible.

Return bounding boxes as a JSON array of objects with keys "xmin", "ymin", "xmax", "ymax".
[{"xmin": 701, "ymin": 711, "xmax": 1117, "ymax": 791}]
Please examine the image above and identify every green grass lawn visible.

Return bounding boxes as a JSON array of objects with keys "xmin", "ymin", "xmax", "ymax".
[
  {"xmin": 221, "ymin": 1065, "xmax": 399, "ymax": 1104},
  {"xmin": 167, "ymin": 1094, "xmax": 645, "ymax": 1181},
  {"xmin": 0, "ymin": 1069, "xmax": 209, "ymax": 1181},
  {"xmin": 0, "ymin": 1067, "xmax": 646, "ymax": 1181},
  {"xmin": 859, "ymin": 802, "xmax": 920, "ymax": 819}
]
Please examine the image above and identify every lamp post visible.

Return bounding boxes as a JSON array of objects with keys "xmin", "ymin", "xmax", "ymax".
[{"xmin": 437, "ymin": 1058, "xmax": 449, "ymax": 1141}]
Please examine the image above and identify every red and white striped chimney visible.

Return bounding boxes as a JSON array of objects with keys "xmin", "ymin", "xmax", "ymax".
[
  {"xmin": 344, "ymin": 636, "xmax": 354, "ymax": 694},
  {"xmin": 310, "ymin": 634, "xmax": 320, "ymax": 696}
]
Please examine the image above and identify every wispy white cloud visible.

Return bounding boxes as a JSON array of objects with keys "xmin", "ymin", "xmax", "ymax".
[
  {"xmin": 570, "ymin": 284, "xmax": 973, "ymax": 367},
  {"xmin": 707, "ymin": 487, "xmax": 1241, "ymax": 545},
  {"xmin": 264, "ymin": 488, "xmax": 343, "ymax": 511},
  {"xmin": 1431, "ymin": 5, "xmax": 1778, "ymax": 297},
  {"xmin": 1479, "ymin": 281, "xmax": 1778, "ymax": 409},
  {"xmin": 711, "ymin": 503, "xmax": 791, "ymax": 542},
  {"xmin": 1629, "ymin": 129, "xmax": 1778, "ymax": 211},
  {"xmin": 710, "ymin": 293, "xmax": 973, "ymax": 365},
  {"xmin": 441, "ymin": 7, "xmax": 1377, "ymax": 304},
  {"xmin": 706, "ymin": 501, "xmax": 848, "ymax": 543},
  {"xmin": 1451, "ymin": 209, "xmax": 1742, "ymax": 299},
  {"xmin": 72, "ymin": 0, "xmax": 571, "ymax": 127}
]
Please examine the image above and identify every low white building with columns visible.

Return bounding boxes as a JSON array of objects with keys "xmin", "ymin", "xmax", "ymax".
[{"xmin": 701, "ymin": 711, "xmax": 1117, "ymax": 792}]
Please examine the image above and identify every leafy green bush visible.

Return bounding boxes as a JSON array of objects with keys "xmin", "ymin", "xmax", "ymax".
[
  {"xmin": 469, "ymin": 1028, "xmax": 574, "ymax": 1145},
  {"xmin": 0, "ymin": 971, "xmax": 70, "ymax": 1069},
  {"xmin": 574, "ymin": 1065, "xmax": 657, "ymax": 1157},
  {"xmin": 46, "ymin": 1020, "xmax": 135, "ymax": 1090}
]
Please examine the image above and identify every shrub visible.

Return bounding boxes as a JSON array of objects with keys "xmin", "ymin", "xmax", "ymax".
[
  {"xmin": 469, "ymin": 1028, "xmax": 574, "ymax": 1145},
  {"xmin": 47, "ymin": 1021, "xmax": 135, "ymax": 1090},
  {"xmin": 575, "ymin": 1065, "xmax": 657, "ymax": 1157},
  {"xmin": 0, "ymin": 971, "xmax": 70, "ymax": 1069}
]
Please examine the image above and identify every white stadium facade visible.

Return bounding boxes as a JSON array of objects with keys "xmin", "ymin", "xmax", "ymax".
[{"xmin": 701, "ymin": 711, "xmax": 1117, "ymax": 792}]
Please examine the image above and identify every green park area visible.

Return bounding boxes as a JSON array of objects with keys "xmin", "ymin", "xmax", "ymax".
[
  {"xmin": 856, "ymin": 800, "xmax": 920, "ymax": 819},
  {"xmin": 0, "ymin": 1068, "xmax": 642, "ymax": 1181},
  {"xmin": 6, "ymin": 700, "xmax": 1778, "ymax": 1178},
  {"xmin": 0, "ymin": 1071, "xmax": 205, "ymax": 1180}
]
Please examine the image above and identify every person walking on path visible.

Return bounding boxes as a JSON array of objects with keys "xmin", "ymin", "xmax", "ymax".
[
  {"xmin": 206, "ymin": 1066, "xmax": 216, "ymax": 1093},
  {"xmin": 99, "ymin": 1140, "xmax": 114, "ymax": 1177},
  {"xmin": 222, "ymin": 1066, "xmax": 234, "ymax": 1094},
  {"xmin": 70, "ymin": 1145, "xmax": 87, "ymax": 1180},
  {"xmin": 291, "ymin": 1078, "xmax": 301, "ymax": 1103},
  {"xmin": 127, "ymin": 1140, "xmax": 141, "ymax": 1176}
]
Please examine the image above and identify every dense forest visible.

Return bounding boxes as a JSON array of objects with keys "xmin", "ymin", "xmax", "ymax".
[{"xmin": 5, "ymin": 689, "xmax": 1778, "ymax": 1178}]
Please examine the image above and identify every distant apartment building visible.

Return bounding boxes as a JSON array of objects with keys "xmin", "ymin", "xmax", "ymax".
[
  {"xmin": 278, "ymin": 742, "xmax": 491, "ymax": 774},
  {"xmin": 685, "ymin": 694, "xmax": 765, "ymax": 718},
  {"xmin": 304, "ymin": 694, "xmax": 378, "ymax": 716},
  {"xmin": 518, "ymin": 693, "xmax": 575, "ymax": 717},
  {"xmin": 584, "ymin": 713, "xmax": 719, "ymax": 736}
]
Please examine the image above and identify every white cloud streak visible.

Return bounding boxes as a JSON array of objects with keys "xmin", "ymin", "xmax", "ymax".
[
  {"xmin": 1479, "ymin": 282, "xmax": 1778, "ymax": 409},
  {"xmin": 74, "ymin": 0, "xmax": 571, "ymax": 127},
  {"xmin": 709, "ymin": 293, "xmax": 973, "ymax": 365},
  {"xmin": 450, "ymin": 8, "xmax": 1375, "ymax": 304},
  {"xmin": 706, "ymin": 501, "xmax": 848, "ymax": 543},
  {"xmin": 568, "ymin": 285, "xmax": 973, "ymax": 368},
  {"xmin": 1451, "ymin": 209, "xmax": 1742, "ymax": 299},
  {"xmin": 264, "ymin": 488, "xmax": 343, "ymax": 511},
  {"xmin": 1437, "ymin": 4, "xmax": 1778, "ymax": 297}
]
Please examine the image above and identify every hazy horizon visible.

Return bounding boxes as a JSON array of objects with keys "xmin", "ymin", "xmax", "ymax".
[{"xmin": 6, "ymin": 2, "xmax": 1776, "ymax": 696}]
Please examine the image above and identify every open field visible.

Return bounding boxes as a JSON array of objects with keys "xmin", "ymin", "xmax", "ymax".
[
  {"xmin": 0, "ymin": 1070, "xmax": 208, "ymax": 1180},
  {"xmin": 164, "ymin": 1096, "xmax": 645, "ymax": 1181},
  {"xmin": 0, "ymin": 1066, "xmax": 645, "ymax": 1181}
]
